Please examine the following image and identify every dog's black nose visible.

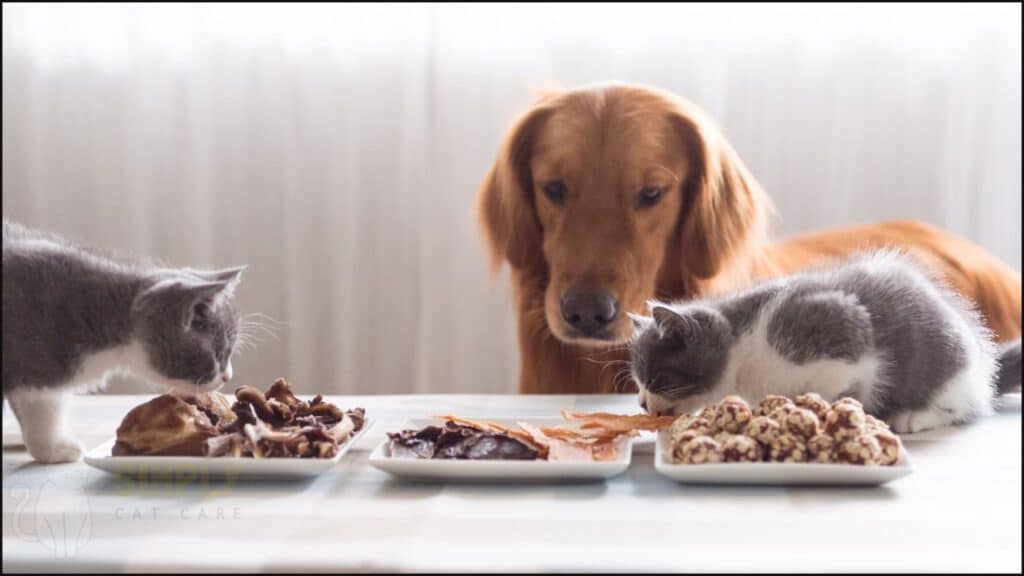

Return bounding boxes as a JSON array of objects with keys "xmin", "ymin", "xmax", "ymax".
[{"xmin": 560, "ymin": 288, "xmax": 619, "ymax": 336}]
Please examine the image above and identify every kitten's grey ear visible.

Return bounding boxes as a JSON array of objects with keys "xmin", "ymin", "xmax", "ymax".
[
  {"xmin": 651, "ymin": 306, "xmax": 689, "ymax": 340},
  {"xmin": 199, "ymin": 266, "xmax": 246, "ymax": 295}
]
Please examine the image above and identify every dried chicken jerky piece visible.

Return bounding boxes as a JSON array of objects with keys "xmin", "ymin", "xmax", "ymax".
[
  {"xmin": 559, "ymin": 411, "xmax": 674, "ymax": 432},
  {"xmin": 794, "ymin": 393, "xmax": 831, "ymax": 422},
  {"xmin": 756, "ymin": 395, "xmax": 793, "ymax": 417},
  {"xmin": 807, "ymin": 434, "xmax": 836, "ymax": 463},
  {"xmin": 824, "ymin": 403, "xmax": 866, "ymax": 441},
  {"xmin": 745, "ymin": 416, "xmax": 782, "ymax": 446},
  {"xmin": 721, "ymin": 434, "xmax": 763, "ymax": 462},
  {"xmin": 768, "ymin": 433, "xmax": 807, "ymax": 463},
  {"xmin": 837, "ymin": 435, "xmax": 884, "ymax": 465},
  {"xmin": 675, "ymin": 436, "xmax": 724, "ymax": 465},
  {"xmin": 782, "ymin": 407, "xmax": 821, "ymax": 440},
  {"xmin": 861, "ymin": 429, "xmax": 902, "ymax": 465},
  {"xmin": 714, "ymin": 397, "xmax": 753, "ymax": 433}
]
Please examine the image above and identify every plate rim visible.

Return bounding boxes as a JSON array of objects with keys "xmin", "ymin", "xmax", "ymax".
[{"xmin": 83, "ymin": 417, "xmax": 374, "ymax": 472}]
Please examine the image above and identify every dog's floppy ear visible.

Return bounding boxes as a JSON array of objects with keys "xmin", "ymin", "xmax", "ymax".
[
  {"xmin": 669, "ymin": 98, "xmax": 772, "ymax": 279},
  {"xmin": 477, "ymin": 98, "xmax": 556, "ymax": 272}
]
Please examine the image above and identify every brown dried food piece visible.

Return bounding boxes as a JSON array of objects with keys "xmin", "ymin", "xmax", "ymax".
[
  {"xmin": 670, "ymin": 414, "xmax": 696, "ymax": 440},
  {"xmin": 807, "ymin": 434, "xmax": 836, "ymax": 463},
  {"xmin": 794, "ymin": 393, "xmax": 831, "ymax": 422},
  {"xmin": 721, "ymin": 434, "xmax": 763, "ymax": 462},
  {"xmin": 768, "ymin": 404, "xmax": 799, "ymax": 425},
  {"xmin": 675, "ymin": 436, "xmax": 724, "ymax": 465},
  {"xmin": 782, "ymin": 407, "xmax": 821, "ymax": 440},
  {"xmin": 714, "ymin": 397, "xmax": 753, "ymax": 433},
  {"xmin": 235, "ymin": 385, "xmax": 281, "ymax": 424},
  {"xmin": 861, "ymin": 429, "xmax": 902, "ymax": 465},
  {"xmin": 756, "ymin": 395, "xmax": 794, "ymax": 417},
  {"xmin": 824, "ymin": 403, "xmax": 866, "ymax": 441},
  {"xmin": 113, "ymin": 394, "xmax": 221, "ymax": 456},
  {"xmin": 683, "ymin": 417, "xmax": 715, "ymax": 436},
  {"xmin": 837, "ymin": 435, "xmax": 884, "ymax": 465},
  {"xmin": 767, "ymin": 433, "xmax": 807, "ymax": 463},
  {"xmin": 864, "ymin": 414, "xmax": 890, "ymax": 431},
  {"xmin": 696, "ymin": 405, "xmax": 718, "ymax": 423}
]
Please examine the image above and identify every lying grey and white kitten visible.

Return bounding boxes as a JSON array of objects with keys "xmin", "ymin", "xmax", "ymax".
[
  {"xmin": 3, "ymin": 220, "xmax": 246, "ymax": 463},
  {"xmin": 630, "ymin": 250, "xmax": 1021, "ymax": 433}
]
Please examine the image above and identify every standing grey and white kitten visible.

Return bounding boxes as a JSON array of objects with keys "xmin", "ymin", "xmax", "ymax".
[
  {"xmin": 3, "ymin": 220, "xmax": 246, "ymax": 462},
  {"xmin": 630, "ymin": 250, "xmax": 1021, "ymax": 433}
]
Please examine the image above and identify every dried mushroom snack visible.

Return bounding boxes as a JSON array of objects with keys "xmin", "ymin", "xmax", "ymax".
[
  {"xmin": 675, "ymin": 436, "xmax": 725, "ymax": 465},
  {"xmin": 744, "ymin": 416, "xmax": 782, "ymax": 446},
  {"xmin": 755, "ymin": 395, "xmax": 793, "ymax": 417},
  {"xmin": 837, "ymin": 435, "xmax": 884, "ymax": 465},
  {"xmin": 806, "ymin": 434, "xmax": 836, "ymax": 463},
  {"xmin": 721, "ymin": 434, "xmax": 763, "ymax": 462},
  {"xmin": 794, "ymin": 393, "xmax": 831, "ymax": 422},
  {"xmin": 767, "ymin": 433, "xmax": 807, "ymax": 463},
  {"xmin": 824, "ymin": 403, "xmax": 867, "ymax": 441},
  {"xmin": 782, "ymin": 407, "xmax": 821, "ymax": 440},
  {"xmin": 714, "ymin": 396, "xmax": 753, "ymax": 433}
]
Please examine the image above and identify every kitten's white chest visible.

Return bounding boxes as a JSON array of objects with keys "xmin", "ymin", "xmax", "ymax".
[{"xmin": 71, "ymin": 342, "xmax": 157, "ymax": 392}]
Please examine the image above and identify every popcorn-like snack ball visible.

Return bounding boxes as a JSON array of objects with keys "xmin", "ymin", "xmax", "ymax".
[
  {"xmin": 697, "ymin": 405, "xmax": 717, "ymax": 423},
  {"xmin": 832, "ymin": 396, "xmax": 864, "ymax": 410},
  {"xmin": 684, "ymin": 417, "xmax": 715, "ymax": 436},
  {"xmin": 672, "ymin": 429, "xmax": 703, "ymax": 448},
  {"xmin": 807, "ymin": 434, "xmax": 836, "ymax": 463},
  {"xmin": 769, "ymin": 404, "xmax": 799, "ymax": 424},
  {"xmin": 862, "ymin": 430, "xmax": 902, "ymax": 466},
  {"xmin": 864, "ymin": 414, "xmax": 890, "ymax": 431},
  {"xmin": 837, "ymin": 435, "xmax": 884, "ymax": 465},
  {"xmin": 721, "ymin": 434, "xmax": 763, "ymax": 462},
  {"xmin": 795, "ymin": 393, "xmax": 831, "ymax": 422},
  {"xmin": 675, "ymin": 436, "xmax": 725, "ymax": 465},
  {"xmin": 714, "ymin": 398, "xmax": 753, "ymax": 433},
  {"xmin": 756, "ymin": 395, "xmax": 793, "ymax": 417},
  {"xmin": 768, "ymin": 433, "xmax": 807, "ymax": 462},
  {"xmin": 745, "ymin": 416, "xmax": 782, "ymax": 446},
  {"xmin": 824, "ymin": 403, "xmax": 866, "ymax": 441},
  {"xmin": 783, "ymin": 407, "xmax": 821, "ymax": 440},
  {"xmin": 713, "ymin": 431, "xmax": 735, "ymax": 445},
  {"xmin": 670, "ymin": 414, "xmax": 696, "ymax": 441}
]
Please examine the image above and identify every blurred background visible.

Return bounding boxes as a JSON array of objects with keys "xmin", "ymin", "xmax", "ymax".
[{"xmin": 3, "ymin": 3, "xmax": 1020, "ymax": 395}]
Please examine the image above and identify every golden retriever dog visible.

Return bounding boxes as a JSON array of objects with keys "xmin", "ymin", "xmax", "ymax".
[{"xmin": 478, "ymin": 84, "xmax": 1022, "ymax": 394}]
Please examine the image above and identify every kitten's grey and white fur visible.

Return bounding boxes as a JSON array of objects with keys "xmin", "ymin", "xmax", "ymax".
[
  {"xmin": 3, "ymin": 220, "xmax": 247, "ymax": 463},
  {"xmin": 630, "ymin": 250, "xmax": 1021, "ymax": 433}
]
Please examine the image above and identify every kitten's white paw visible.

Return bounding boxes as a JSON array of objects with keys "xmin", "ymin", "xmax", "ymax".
[
  {"xmin": 28, "ymin": 437, "xmax": 84, "ymax": 464},
  {"xmin": 888, "ymin": 409, "xmax": 952, "ymax": 434}
]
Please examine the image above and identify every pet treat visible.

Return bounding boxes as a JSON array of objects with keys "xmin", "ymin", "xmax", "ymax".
[
  {"xmin": 675, "ymin": 436, "xmax": 725, "ymax": 465},
  {"xmin": 807, "ymin": 434, "xmax": 836, "ymax": 463},
  {"xmin": 721, "ymin": 434, "xmax": 763, "ymax": 462},
  {"xmin": 782, "ymin": 407, "xmax": 821, "ymax": 440},
  {"xmin": 794, "ymin": 392, "xmax": 831, "ymax": 422},
  {"xmin": 824, "ymin": 403, "xmax": 867, "ymax": 441},
  {"xmin": 837, "ymin": 435, "xmax": 884, "ymax": 465},
  {"xmin": 767, "ymin": 433, "xmax": 807, "ymax": 463},
  {"xmin": 861, "ymin": 429, "xmax": 902, "ymax": 465},
  {"xmin": 755, "ymin": 395, "xmax": 793, "ymax": 417},
  {"xmin": 714, "ymin": 396, "xmax": 753, "ymax": 433},
  {"xmin": 745, "ymin": 416, "xmax": 782, "ymax": 446}
]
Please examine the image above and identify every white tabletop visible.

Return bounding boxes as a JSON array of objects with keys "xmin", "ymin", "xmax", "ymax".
[{"xmin": 3, "ymin": 393, "xmax": 1021, "ymax": 573}]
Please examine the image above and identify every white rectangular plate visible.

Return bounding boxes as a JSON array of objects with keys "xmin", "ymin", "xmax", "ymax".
[
  {"xmin": 84, "ymin": 418, "xmax": 372, "ymax": 480},
  {"xmin": 654, "ymin": 429, "xmax": 913, "ymax": 486},
  {"xmin": 368, "ymin": 418, "xmax": 632, "ymax": 482}
]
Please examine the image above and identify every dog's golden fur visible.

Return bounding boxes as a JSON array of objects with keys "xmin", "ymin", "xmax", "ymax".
[{"xmin": 478, "ymin": 84, "xmax": 1021, "ymax": 394}]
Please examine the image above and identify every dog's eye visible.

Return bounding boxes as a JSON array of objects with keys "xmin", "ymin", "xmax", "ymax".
[
  {"xmin": 636, "ymin": 186, "xmax": 664, "ymax": 208},
  {"xmin": 542, "ymin": 181, "xmax": 567, "ymax": 205}
]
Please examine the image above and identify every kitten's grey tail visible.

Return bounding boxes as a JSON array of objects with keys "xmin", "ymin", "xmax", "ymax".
[{"xmin": 996, "ymin": 339, "xmax": 1021, "ymax": 395}]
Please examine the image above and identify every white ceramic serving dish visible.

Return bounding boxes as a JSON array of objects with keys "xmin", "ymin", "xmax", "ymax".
[
  {"xmin": 84, "ymin": 418, "xmax": 372, "ymax": 480},
  {"xmin": 653, "ymin": 429, "xmax": 913, "ymax": 486},
  {"xmin": 368, "ymin": 418, "xmax": 632, "ymax": 482}
]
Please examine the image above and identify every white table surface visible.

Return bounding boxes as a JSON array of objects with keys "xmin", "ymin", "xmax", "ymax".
[{"xmin": 3, "ymin": 393, "xmax": 1021, "ymax": 573}]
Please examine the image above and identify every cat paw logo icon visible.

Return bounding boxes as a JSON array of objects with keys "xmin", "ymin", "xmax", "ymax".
[{"xmin": 10, "ymin": 478, "xmax": 93, "ymax": 558}]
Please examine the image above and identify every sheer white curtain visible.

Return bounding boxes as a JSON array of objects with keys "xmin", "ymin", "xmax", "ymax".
[{"xmin": 3, "ymin": 4, "xmax": 1020, "ymax": 395}]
